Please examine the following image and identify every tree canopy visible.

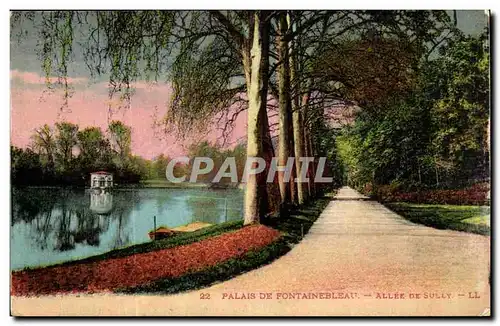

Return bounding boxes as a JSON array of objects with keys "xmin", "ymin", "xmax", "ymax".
[{"xmin": 11, "ymin": 10, "xmax": 476, "ymax": 223}]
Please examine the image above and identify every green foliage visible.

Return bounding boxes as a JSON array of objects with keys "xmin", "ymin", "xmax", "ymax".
[
  {"xmin": 185, "ymin": 141, "xmax": 247, "ymax": 185},
  {"xmin": 338, "ymin": 101, "xmax": 432, "ymax": 188},
  {"xmin": 264, "ymin": 196, "xmax": 332, "ymax": 244},
  {"xmin": 426, "ymin": 34, "xmax": 489, "ymax": 176},
  {"xmin": 13, "ymin": 121, "xmax": 146, "ymax": 186},
  {"xmin": 108, "ymin": 120, "xmax": 132, "ymax": 160},
  {"xmin": 150, "ymin": 154, "xmax": 169, "ymax": 179},
  {"xmin": 168, "ymin": 23, "xmax": 244, "ymax": 137},
  {"xmin": 311, "ymin": 122, "xmax": 343, "ymax": 188},
  {"xmin": 336, "ymin": 32, "xmax": 489, "ymax": 191},
  {"xmin": 77, "ymin": 126, "xmax": 113, "ymax": 171},
  {"xmin": 11, "ymin": 146, "xmax": 44, "ymax": 185},
  {"xmin": 13, "ymin": 123, "xmax": 249, "ymax": 187},
  {"xmin": 387, "ymin": 202, "xmax": 490, "ymax": 235},
  {"xmin": 12, "ymin": 11, "xmax": 454, "ymax": 138},
  {"xmin": 11, "ymin": 10, "xmax": 473, "ymax": 206},
  {"xmin": 54, "ymin": 122, "xmax": 79, "ymax": 172},
  {"xmin": 30, "ymin": 124, "xmax": 56, "ymax": 169}
]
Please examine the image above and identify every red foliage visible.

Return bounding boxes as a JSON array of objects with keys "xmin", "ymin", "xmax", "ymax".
[
  {"xmin": 375, "ymin": 182, "xmax": 490, "ymax": 205},
  {"xmin": 11, "ymin": 225, "xmax": 280, "ymax": 296}
]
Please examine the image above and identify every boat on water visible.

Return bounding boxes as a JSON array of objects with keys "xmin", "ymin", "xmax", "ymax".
[
  {"xmin": 148, "ymin": 227, "xmax": 179, "ymax": 240},
  {"xmin": 148, "ymin": 222, "xmax": 213, "ymax": 240}
]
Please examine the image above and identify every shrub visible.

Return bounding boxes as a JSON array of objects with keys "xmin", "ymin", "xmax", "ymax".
[{"xmin": 375, "ymin": 182, "xmax": 490, "ymax": 205}]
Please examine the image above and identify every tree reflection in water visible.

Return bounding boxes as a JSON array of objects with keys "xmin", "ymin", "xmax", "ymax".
[
  {"xmin": 11, "ymin": 188, "xmax": 140, "ymax": 252},
  {"xmin": 11, "ymin": 188, "xmax": 243, "ymax": 269},
  {"xmin": 185, "ymin": 196, "xmax": 222, "ymax": 225},
  {"xmin": 184, "ymin": 192, "xmax": 244, "ymax": 225}
]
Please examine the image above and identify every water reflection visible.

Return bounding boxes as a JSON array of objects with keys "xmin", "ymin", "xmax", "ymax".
[
  {"xmin": 11, "ymin": 189, "xmax": 138, "ymax": 254},
  {"xmin": 11, "ymin": 188, "xmax": 243, "ymax": 270},
  {"xmin": 185, "ymin": 196, "xmax": 224, "ymax": 224},
  {"xmin": 90, "ymin": 190, "xmax": 114, "ymax": 215},
  {"xmin": 184, "ymin": 195, "xmax": 243, "ymax": 224}
]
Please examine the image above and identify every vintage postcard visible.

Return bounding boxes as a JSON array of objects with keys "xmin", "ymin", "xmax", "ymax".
[{"xmin": 9, "ymin": 9, "xmax": 491, "ymax": 317}]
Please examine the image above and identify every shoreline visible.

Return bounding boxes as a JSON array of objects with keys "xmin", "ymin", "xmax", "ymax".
[
  {"xmin": 11, "ymin": 181, "xmax": 244, "ymax": 190},
  {"xmin": 10, "ymin": 194, "xmax": 333, "ymax": 298},
  {"xmin": 11, "ymin": 225, "xmax": 281, "ymax": 297},
  {"xmin": 12, "ymin": 220, "xmax": 244, "ymax": 272}
]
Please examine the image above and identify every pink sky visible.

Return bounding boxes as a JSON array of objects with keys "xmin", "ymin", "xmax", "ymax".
[{"xmin": 10, "ymin": 70, "xmax": 248, "ymax": 159}]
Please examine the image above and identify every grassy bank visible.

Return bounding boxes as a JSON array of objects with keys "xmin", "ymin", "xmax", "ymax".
[
  {"xmin": 117, "ymin": 194, "xmax": 333, "ymax": 295},
  {"xmin": 386, "ymin": 202, "xmax": 490, "ymax": 236},
  {"xmin": 21, "ymin": 220, "xmax": 243, "ymax": 271},
  {"xmin": 118, "ymin": 237, "xmax": 291, "ymax": 295},
  {"xmin": 12, "ymin": 225, "xmax": 280, "ymax": 296}
]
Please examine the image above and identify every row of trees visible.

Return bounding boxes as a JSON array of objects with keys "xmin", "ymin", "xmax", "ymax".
[
  {"xmin": 336, "ymin": 32, "xmax": 490, "ymax": 191},
  {"xmin": 12, "ymin": 10, "xmax": 460, "ymax": 224},
  {"xmin": 12, "ymin": 124, "xmax": 249, "ymax": 187},
  {"xmin": 12, "ymin": 120, "xmax": 141, "ymax": 185}
]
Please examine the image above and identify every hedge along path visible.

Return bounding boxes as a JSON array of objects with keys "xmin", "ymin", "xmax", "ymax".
[
  {"xmin": 375, "ymin": 182, "xmax": 490, "ymax": 205},
  {"xmin": 11, "ymin": 225, "xmax": 281, "ymax": 296}
]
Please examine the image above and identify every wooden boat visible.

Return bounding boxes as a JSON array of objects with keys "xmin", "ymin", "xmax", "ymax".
[
  {"xmin": 148, "ymin": 227, "xmax": 178, "ymax": 240},
  {"xmin": 172, "ymin": 222, "xmax": 212, "ymax": 232},
  {"xmin": 148, "ymin": 222, "xmax": 213, "ymax": 240}
]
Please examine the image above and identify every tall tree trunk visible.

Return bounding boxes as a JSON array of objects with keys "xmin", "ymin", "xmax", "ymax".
[
  {"xmin": 434, "ymin": 156, "xmax": 440, "ymax": 187},
  {"xmin": 243, "ymin": 12, "xmax": 270, "ymax": 225},
  {"xmin": 259, "ymin": 16, "xmax": 278, "ymax": 219},
  {"xmin": 276, "ymin": 11, "xmax": 291, "ymax": 207},
  {"xmin": 301, "ymin": 91, "xmax": 316, "ymax": 197},
  {"xmin": 307, "ymin": 120, "xmax": 317, "ymax": 197},
  {"xmin": 288, "ymin": 102, "xmax": 298, "ymax": 205},
  {"xmin": 485, "ymin": 118, "xmax": 490, "ymax": 178},
  {"xmin": 301, "ymin": 92, "xmax": 312, "ymax": 198},
  {"xmin": 303, "ymin": 122, "xmax": 312, "ymax": 197},
  {"xmin": 290, "ymin": 39, "xmax": 307, "ymax": 204}
]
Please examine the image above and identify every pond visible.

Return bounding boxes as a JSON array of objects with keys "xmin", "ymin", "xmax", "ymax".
[{"xmin": 10, "ymin": 187, "xmax": 244, "ymax": 270}]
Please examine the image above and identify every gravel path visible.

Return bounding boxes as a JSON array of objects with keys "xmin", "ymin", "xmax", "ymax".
[{"xmin": 12, "ymin": 187, "xmax": 490, "ymax": 316}]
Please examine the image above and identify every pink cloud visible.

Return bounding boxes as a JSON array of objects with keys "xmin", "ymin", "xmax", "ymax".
[
  {"xmin": 10, "ymin": 80, "xmax": 248, "ymax": 159},
  {"xmin": 10, "ymin": 69, "xmax": 88, "ymax": 85}
]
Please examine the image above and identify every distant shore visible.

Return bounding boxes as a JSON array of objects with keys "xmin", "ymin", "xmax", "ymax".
[{"xmin": 12, "ymin": 179, "xmax": 244, "ymax": 190}]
